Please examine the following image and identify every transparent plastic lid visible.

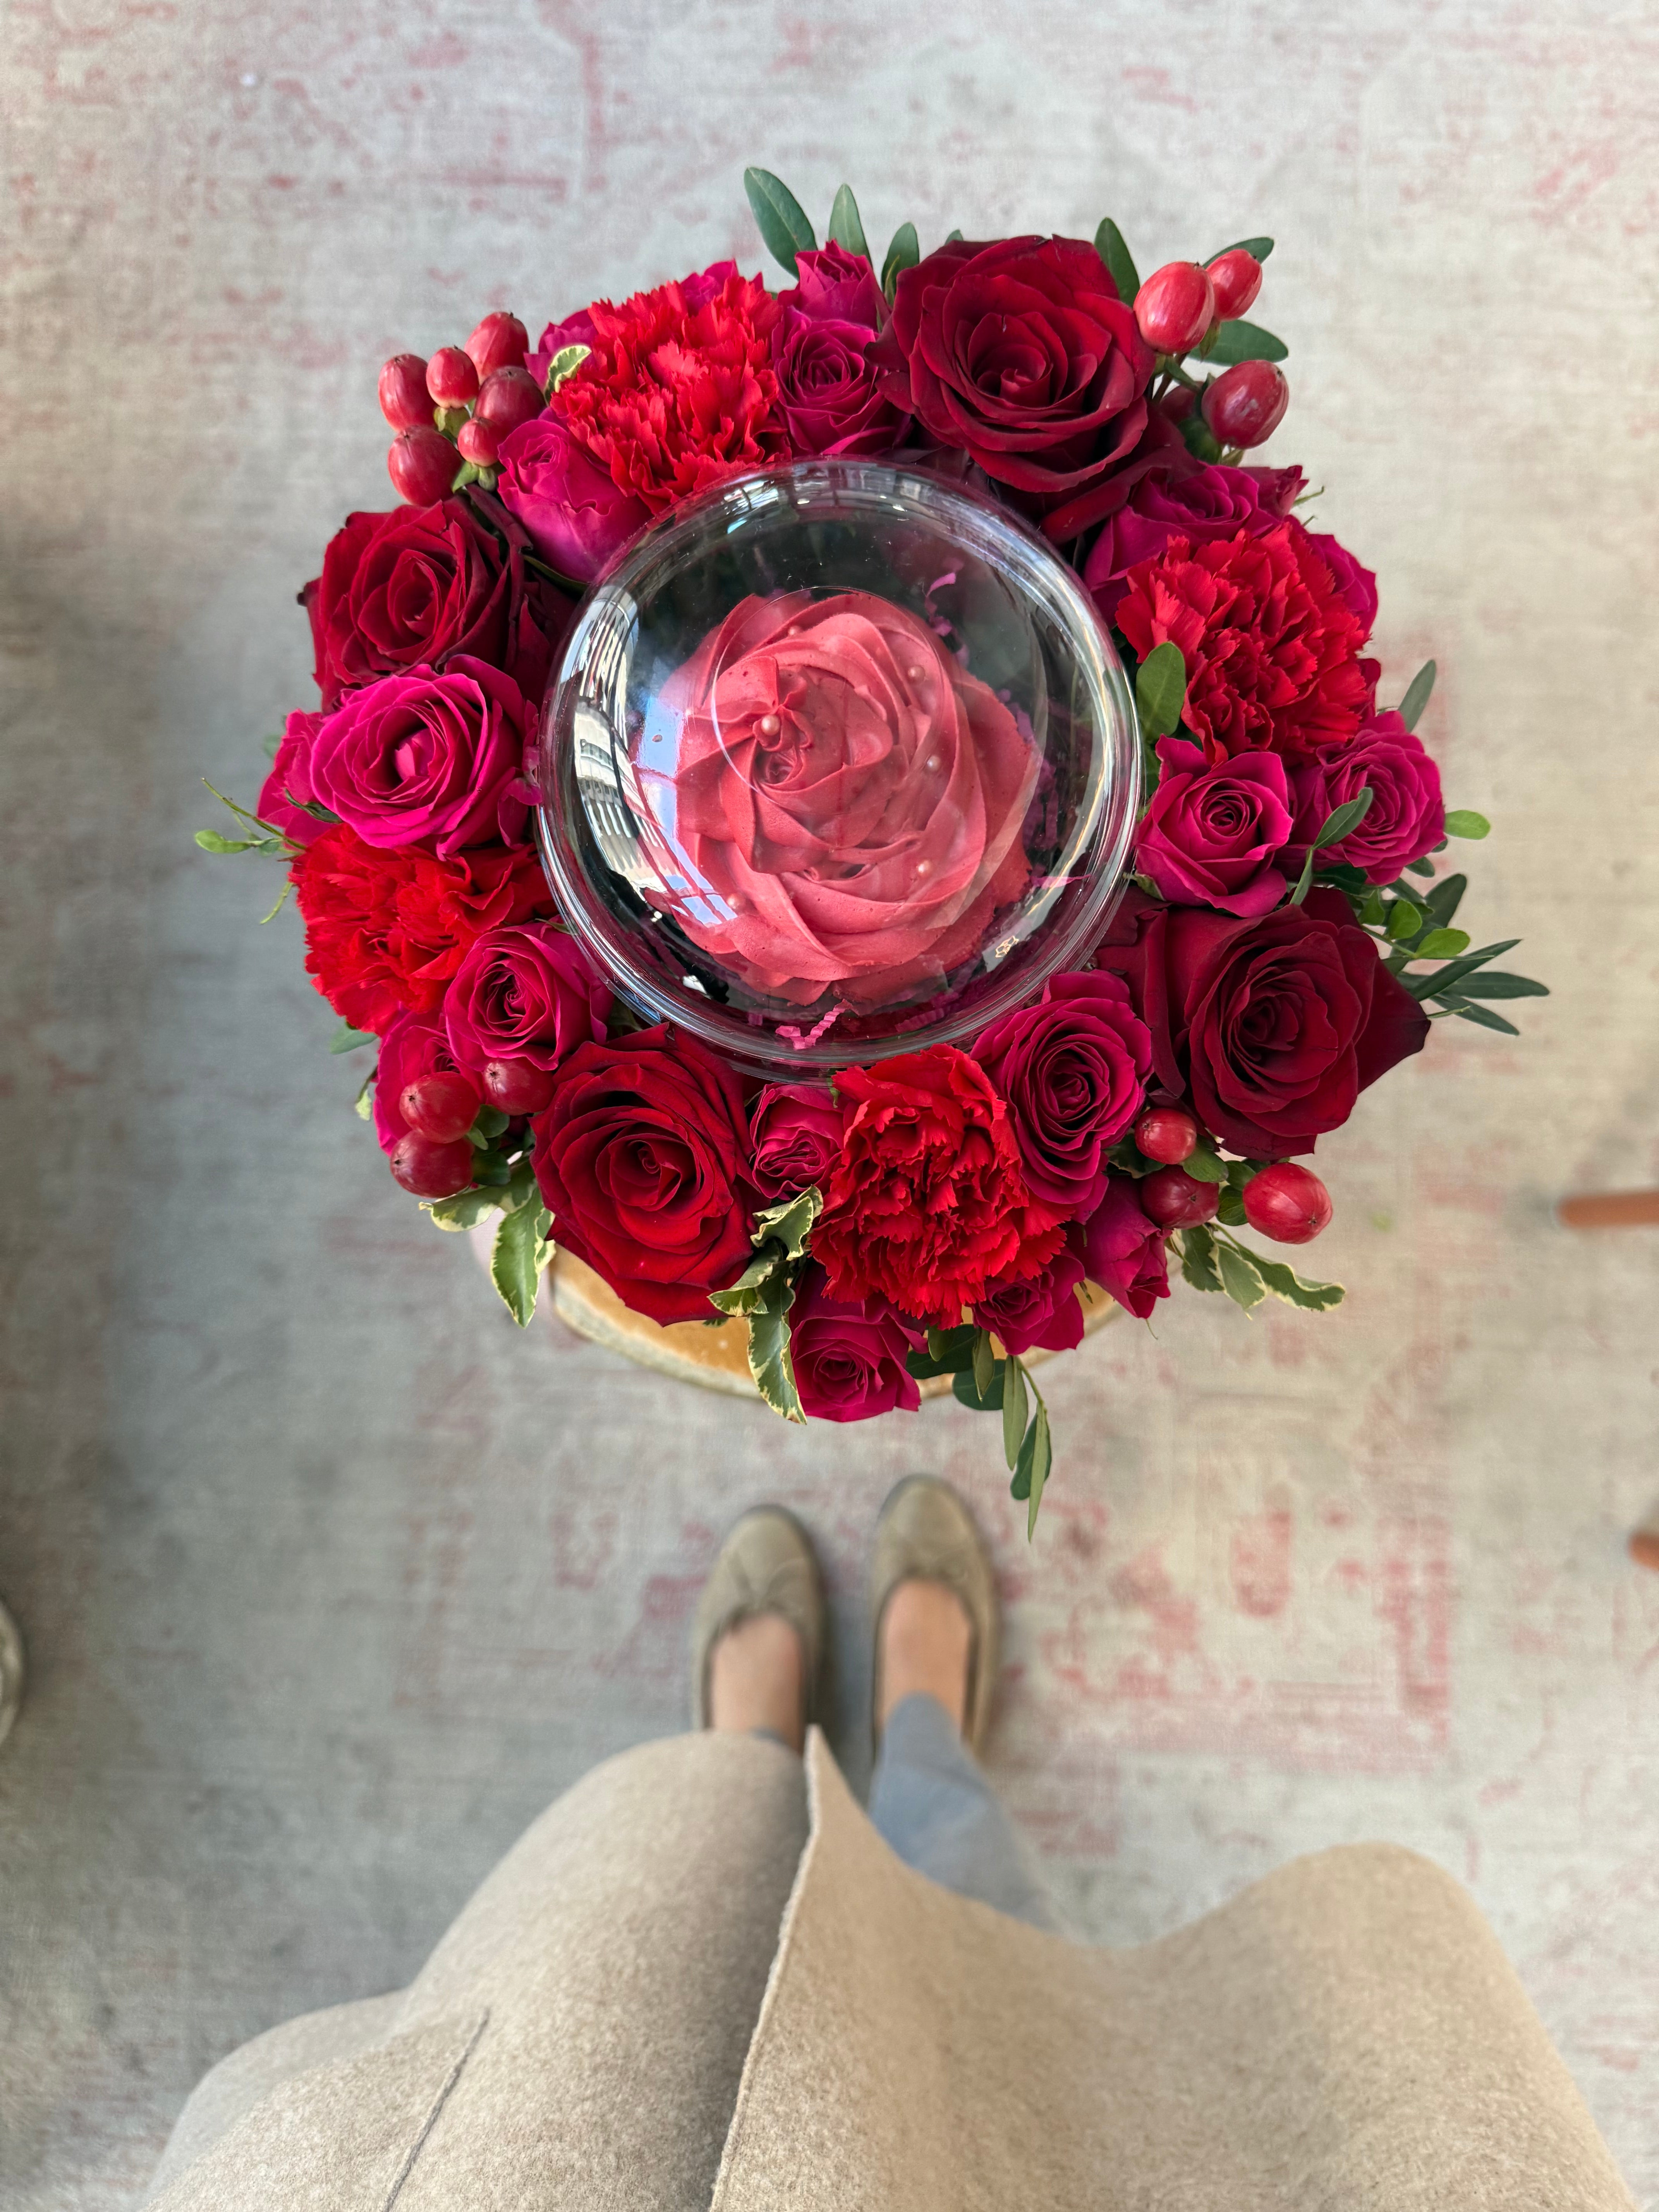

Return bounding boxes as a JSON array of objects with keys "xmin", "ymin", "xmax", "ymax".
[{"xmin": 535, "ymin": 460, "xmax": 1139, "ymax": 1076}]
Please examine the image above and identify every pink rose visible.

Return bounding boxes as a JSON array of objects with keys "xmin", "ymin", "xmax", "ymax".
[
  {"xmin": 633, "ymin": 589, "xmax": 1038, "ymax": 1006},
  {"xmin": 787, "ymin": 1262, "xmax": 921, "ymax": 1422},
  {"xmin": 971, "ymin": 1226, "xmax": 1087, "ymax": 1355},
  {"xmin": 1080, "ymin": 1174, "xmax": 1170, "ymax": 1319},
  {"xmin": 1083, "ymin": 462, "xmax": 1303, "ymax": 622},
  {"xmin": 971, "ymin": 970, "xmax": 1152, "ymax": 1216},
  {"xmin": 1135, "ymin": 735, "xmax": 1294, "ymax": 916},
  {"xmin": 1288, "ymin": 713, "xmax": 1445, "ymax": 885},
  {"xmin": 749, "ymin": 1082, "xmax": 845, "ymax": 1203},
  {"xmin": 371, "ymin": 1011, "xmax": 463, "ymax": 1154},
  {"xmin": 495, "ymin": 413, "xmax": 651, "ymax": 584},
  {"xmin": 301, "ymin": 656, "xmax": 533, "ymax": 858},
  {"xmin": 770, "ymin": 242, "xmax": 908, "ymax": 457},
  {"xmin": 258, "ymin": 709, "xmax": 329, "ymax": 849},
  {"xmin": 442, "ymin": 923, "xmax": 612, "ymax": 1073}
]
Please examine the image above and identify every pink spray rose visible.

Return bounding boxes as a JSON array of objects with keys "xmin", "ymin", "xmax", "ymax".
[
  {"xmin": 971, "ymin": 1227, "xmax": 1088, "ymax": 1355},
  {"xmin": 1080, "ymin": 1174, "xmax": 1171, "ymax": 1319},
  {"xmin": 1288, "ymin": 713, "xmax": 1446, "ymax": 885},
  {"xmin": 442, "ymin": 923, "xmax": 612, "ymax": 1074},
  {"xmin": 971, "ymin": 970, "xmax": 1152, "ymax": 1217},
  {"xmin": 258, "ymin": 709, "xmax": 329, "ymax": 849},
  {"xmin": 748, "ymin": 1082, "xmax": 846, "ymax": 1204},
  {"xmin": 1135, "ymin": 735, "xmax": 1294, "ymax": 917},
  {"xmin": 300, "ymin": 656, "xmax": 533, "ymax": 857},
  {"xmin": 770, "ymin": 242, "xmax": 908, "ymax": 457},
  {"xmin": 787, "ymin": 1262, "xmax": 921, "ymax": 1422},
  {"xmin": 633, "ymin": 589, "xmax": 1037, "ymax": 1006},
  {"xmin": 1083, "ymin": 462, "xmax": 1303, "ymax": 623},
  {"xmin": 495, "ymin": 414, "xmax": 651, "ymax": 584}
]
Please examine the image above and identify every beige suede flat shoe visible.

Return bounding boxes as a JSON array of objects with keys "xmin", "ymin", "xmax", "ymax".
[
  {"xmin": 690, "ymin": 1506, "xmax": 827, "ymax": 1735},
  {"xmin": 869, "ymin": 1475, "xmax": 1000, "ymax": 1755}
]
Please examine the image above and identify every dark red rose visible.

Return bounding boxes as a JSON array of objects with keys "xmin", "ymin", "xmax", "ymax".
[
  {"xmin": 301, "ymin": 494, "xmax": 566, "ymax": 709},
  {"xmin": 1082, "ymin": 461, "xmax": 1303, "ymax": 622},
  {"xmin": 442, "ymin": 923, "xmax": 611, "ymax": 1074},
  {"xmin": 1080, "ymin": 1174, "xmax": 1171, "ymax": 1319},
  {"xmin": 971, "ymin": 970, "xmax": 1151, "ymax": 1218},
  {"xmin": 292, "ymin": 823, "xmax": 550, "ymax": 1034},
  {"xmin": 1116, "ymin": 521, "xmax": 1378, "ymax": 762},
  {"xmin": 371, "ymin": 1010, "xmax": 464, "ymax": 1154},
  {"xmin": 258, "ymin": 709, "xmax": 330, "ymax": 849},
  {"xmin": 814, "ymin": 1046, "xmax": 1061, "ymax": 1328},
  {"xmin": 972, "ymin": 1226, "xmax": 1088, "ymax": 1355},
  {"xmin": 788, "ymin": 1262, "xmax": 921, "ymax": 1422},
  {"xmin": 748, "ymin": 1082, "xmax": 845, "ymax": 1204},
  {"xmin": 770, "ymin": 243, "xmax": 908, "ymax": 458},
  {"xmin": 1135, "ymin": 735, "xmax": 1294, "ymax": 917},
  {"xmin": 531, "ymin": 1025, "xmax": 756, "ymax": 1326},
  {"xmin": 1288, "ymin": 713, "xmax": 1446, "ymax": 886},
  {"xmin": 870, "ymin": 236, "xmax": 1154, "ymax": 505},
  {"xmin": 1092, "ymin": 888, "xmax": 1430, "ymax": 1157}
]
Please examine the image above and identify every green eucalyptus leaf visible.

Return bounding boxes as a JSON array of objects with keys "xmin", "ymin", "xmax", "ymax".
[
  {"xmin": 1217, "ymin": 1240, "xmax": 1267, "ymax": 1311},
  {"xmin": 1001, "ymin": 1355, "xmax": 1028, "ymax": 1471},
  {"xmin": 1093, "ymin": 217, "xmax": 1140, "ymax": 301},
  {"xmin": 329, "ymin": 1022, "xmax": 374, "ymax": 1054},
  {"xmin": 1251, "ymin": 1254, "xmax": 1345, "ymax": 1310},
  {"xmin": 744, "ymin": 167, "xmax": 815, "ymax": 275},
  {"xmin": 953, "ymin": 1362, "xmax": 1005, "ymax": 1413},
  {"xmin": 491, "ymin": 1202, "xmax": 552, "ymax": 1326},
  {"xmin": 1444, "ymin": 1001, "xmax": 1521, "ymax": 1036},
  {"xmin": 1024, "ymin": 1404, "xmax": 1052, "ymax": 1539},
  {"xmin": 470, "ymin": 1150, "xmax": 513, "ymax": 1187},
  {"xmin": 1386, "ymin": 900, "xmax": 1422, "ymax": 941},
  {"xmin": 1405, "ymin": 939, "xmax": 1520, "ymax": 1000},
  {"xmin": 1181, "ymin": 1144, "xmax": 1227, "ymax": 1185},
  {"xmin": 1359, "ymin": 889, "xmax": 1388, "ymax": 927},
  {"xmin": 1135, "ymin": 641, "xmax": 1187, "ymax": 739},
  {"xmin": 827, "ymin": 183, "xmax": 870, "ymax": 261},
  {"xmin": 1440, "ymin": 970, "xmax": 1547, "ymax": 1000},
  {"xmin": 881, "ymin": 221, "xmax": 920, "ymax": 300},
  {"xmin": 1317, "ymin": 788, "xmax": 1374, "ymax": 848},
  {"xmin": 1405, "ymin": 857, "xmax": 1437, "ymax": 878},
  {"xmin": 1209, "ymin": 235, "xmax": 1274, "ymax": 263},
  {"xmin": 1178, "ymin": 412, "xmax": 1223, "ymax": 464},
  {"xmin": 472, "ymin": 1105, "xmax": 511, "ymax": 1142},
  {"xmin": 1397, "ymin": 660, "xmax": 1436, "ymax": 731},
  {"xmin": 1286, "ymin": 846, "xmax": 1316, "ymax": 907},
  {"xmin": 1419, "ymin": 873, "xmax": 1467, "ymax": 929},
  {"xmin": 1204, "ymin": 318, "xmax": 1288, "ymax": 365},
  {"xmin": 972, "ymin": 1328, "xmax": 997, "ymax": 1400},
  {"xmin": 1215, "ymin": 1183, "xmax": 1247, "ymax": 1227},
  {"xmin": 906, "ymin": 1323, "xmax": 978, "ymax": 1379},
  {"xmin": 1444, "ymin": 809, "xmax": 1491, "ymax": 840},
  {"xmin": 1412, "ymin": 928, "xmax": 1470, "ymax": 960}
]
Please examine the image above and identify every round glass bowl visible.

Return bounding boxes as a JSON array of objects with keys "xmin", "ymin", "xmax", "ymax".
[{"xmin": 535, "ymin": 460, "xmax": 1139, "ymax": 1078}]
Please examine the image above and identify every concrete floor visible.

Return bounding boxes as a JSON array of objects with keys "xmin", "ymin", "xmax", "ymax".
[{"xmin": 2, "ymin": 2, "xmax": 1657, "ymax": 2204}]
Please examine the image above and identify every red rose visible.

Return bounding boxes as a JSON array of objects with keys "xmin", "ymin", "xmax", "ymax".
[
  {"xmin": 292, "ymin": 823, "xmax": 550, "ymax": 1034},
  {"xmin": 814, "ymin": 1046, "xmax": 1061, "ymax": 1328},
  {"xmin": 301, "ymin": 494, "xmax": 566, "ymax": 709},
  {"xmin": 870, "ymin": 236, "xmax": 1154, "ymax": 505},
  {"xmin": 749, "ymin": 1082, "xmax": 845, "ymax": 1204},
  {"xmin": 1080, "ymin": 1175, "xmax": 1170, "ymax": 1319},
  {"xmin": 971, "ymin": 969, "xmax": 1152, "ymax": 1217},
  {"xmin": 770, "ymin": 243, "xmax": 908, "ymax": 458},
  {"xmin": 442, "ymin": 923, "xmax": 611, "ymax": 1074},
  {"xmin": 971, "ymin": 1226, "xmax": 1088, "ymax": 1355},
  {"xmin": 531, "ymin": 1025, "xmax": 756, "ymax": 1325},
  {"xmin": 788, "ymin": 1263, "xmax": 922, "ymax": 1422},
  {"xmin": 638, "ymin": 589, "xmax": 1036, "ymax": 1006},
  {"xmin": 1093, "ymin": 888, "xmax": 1429, "ymax": 1157},
  {"xmin": 546, "ymin": 268, "xmax": 785, "ymax": 517},
  {"xmin": 1116, "ymin": 522, "xmax": 1378, "ymax": 762}
]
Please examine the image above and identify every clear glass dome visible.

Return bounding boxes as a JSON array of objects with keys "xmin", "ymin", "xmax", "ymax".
[{"xmin": 535, "ymin": 460, "xmax": 1139, "ymax": 1077}]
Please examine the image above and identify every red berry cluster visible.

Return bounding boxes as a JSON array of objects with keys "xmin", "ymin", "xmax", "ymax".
[
  {"xmin": 1131, "ymin": 248, "xmax": 1287, "ymax": 455},
  {"xmin": 1129, "ymin": 1105, "xmax": 1333, "ymax": 1245},
  {"xmin": 377, "ymin": 312, "xmax": 541, "ymax": 506},
  {"xmin": 388, "ymin": 1058, "xmax": 558, "ymax": 1199}
]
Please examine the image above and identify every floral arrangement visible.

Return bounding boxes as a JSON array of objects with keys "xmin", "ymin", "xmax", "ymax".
[{"xmin": 201, "ymin": 172, "xmax": 1543, "ymax": 1529}]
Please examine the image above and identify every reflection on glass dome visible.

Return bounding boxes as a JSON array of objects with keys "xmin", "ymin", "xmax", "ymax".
[{"xmin": 536, "ymin": 461, "xmax": 1139, "ymax": 1077}]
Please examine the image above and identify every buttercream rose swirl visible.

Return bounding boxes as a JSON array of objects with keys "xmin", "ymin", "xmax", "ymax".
[{"xmin": 630, "ymin": 589, "xmax": 1038, "ymax": 1006}]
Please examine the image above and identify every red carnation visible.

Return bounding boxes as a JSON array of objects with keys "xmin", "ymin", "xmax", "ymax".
[
  {"xmin": 547, "ymin": 269, "xmax": 787, "ymax": 516},
  {"xmin": 1116, "ymin": 521, "xmax": 1378, "ymax": 762},
  {"xmin": 292, "ymin": 823, "xmax": 550, "ymax": 1035},
  {"xmin": 814, "ymin": 1046, "xmax": 1061, "ymax": 1329}
]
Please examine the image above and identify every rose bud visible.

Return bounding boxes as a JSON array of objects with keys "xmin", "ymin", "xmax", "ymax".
[
  {"xmin": 1135, "ymin": 1106, "xmax": 1199, "ymax": 1165},
  {"xmin": 399, "ymin": 1070, "xmax": 483, "ymax": 1143},
  {"xmin": 1202, "ymin": 359, "xmax": 1289, "ymax": 449},
  {"xmin": 387, "ymin": 426, "xmax": 461, "ymax": 505},
  {"xmin": 481, "ymin": 1057, "xmax": 556, "ymax": 1115},
  {"xmin": 389, "ymin": 1131, "xmax": 476, "ymax": 1200},
  {"xmin": 1139, "ymin": 1164, "xmax": 1220, "ymax": 1228},
  {"xmin": 1242, "ymin": 1161, "xmax": 1332, "ymax": 1244},
  {"xmin": 465, "ymin": 311, "xmax": 529, "ymax": 378},
  {"xmin": 378, "ymin": 353, "xmax": 432, "ymax": 431},
  {"xmin": 426, "ymin": 345, "xmax": 481, "ymax": 408},
  {"xmin": 456, "ymin": 416, "xmax": 502, "ymax": 468},
  {"xmin": 1206, "ymin": 248, "xmax": 1262, "ymax": 321},
  {"xmin": 1134, "ymin": 261, "xmax": 1216, "ymax": 356},
  {"xmin": 473, "ymin": 365, "xmax": 544, "ymax": 437}
]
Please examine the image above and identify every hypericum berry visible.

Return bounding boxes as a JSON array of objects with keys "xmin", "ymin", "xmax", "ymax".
[
  {"xmin": 472, "ymin": 365, "xmax": 543, "ymax": 436},
  {"xmin": 1135, "ymin": 1106, "xmax": 1199, "ymax": 1165},
  {"xmin": 387, "ymin": 427, "xmax": 460, "ymax": 505},
  {"xmin": 465, "ymin": 311, "xmax": 529, "ymax": 378},
  {"xmin": 456, "ymin": 416, "xmax": 501, "ymax": 468},
  {"xmin": 1202, "ymin": 359, "xmax": 1288, "ymax": 449},
  {"xmin": 1242, "ymin": 1162, "xmax": 1332, "ymax": 1244},
  {"xmin": 388, "ymin": 1132, "xmax": 476, "ymax": 1200},
  {"xmin": 481, "ymin": 1058, "xmax": 557, "ymax": 1115},
  {"xmin": 426, "ymin": 346, "xmax": 480, "ymax": 408},
  {"xmin": 1139, "ymin": 1165, "xmax": 1221, "ymax": 1228},
  {"xmin": 1133, "ymin": 261, "xmax": 1215, "ymax": 356},
  {"xmin": 399, "ymin": 1070, "xmax": 482, "ymax": 1143},
  {"xmin": 1206, "ymin": 248, "xmax": 1262, "ymax": 321},
  {"xmin": 378, "ymin": 353, "xmax": 431, "ymax": 431}
]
